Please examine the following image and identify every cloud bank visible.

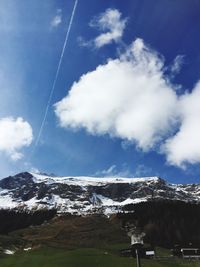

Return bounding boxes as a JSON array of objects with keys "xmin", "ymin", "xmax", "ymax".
[{"xmin": 0, "ymin": 117, "xmax": 33, "ymax": 160}]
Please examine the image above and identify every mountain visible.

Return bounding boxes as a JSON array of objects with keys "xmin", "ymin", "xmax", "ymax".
[{"xmin": 0, "ymin": 172, "xmax": 199, "ymax": 215}]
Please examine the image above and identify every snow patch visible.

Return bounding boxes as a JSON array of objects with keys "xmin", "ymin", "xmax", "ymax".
[
  {"xmin": 4, "ymin": 249, "xmax": 15, "ymax": 255},
  {"xmin": 31, "ymin": 172, "xmax": 160, "ymax": 186},
  {"xmin": 24, "ymin": 247, "xmax": 32, "ymax": 251}
]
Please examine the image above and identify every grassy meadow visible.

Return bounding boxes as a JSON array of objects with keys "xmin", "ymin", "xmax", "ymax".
[{"xmin": 1, "ymin": 246, "xmax": 200, "ymax": 267}]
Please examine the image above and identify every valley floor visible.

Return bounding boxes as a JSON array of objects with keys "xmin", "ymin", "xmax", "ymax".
[{"xmin": 1, "ymin": 246, "xmax": 200, "ymax": 267}]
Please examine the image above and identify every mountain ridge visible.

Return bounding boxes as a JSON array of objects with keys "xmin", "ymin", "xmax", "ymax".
[{"xmin": 0, "ymin": 172, "xmax": 199, "ymax": 215}]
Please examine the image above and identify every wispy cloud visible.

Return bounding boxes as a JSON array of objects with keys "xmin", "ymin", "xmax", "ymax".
[
  {"xmin": 0, "ymin": 117, "xmax": 33, "ymax": 161},
  {"xmin": 92, "ymin": 8, "xmax": 127, "ymax": 48},
  {"xmin": 51, "ymin": 9, "xmax": 62, "ymax": 28},
  {"xmin": 95, "ymin": 164, "xmax": 131, "ymax": 177},
  {"xmin": 170, "ymin": 55, "xmax": 185, "ymax": 76},
  {"xmin": 134, "ymin": 164, "xmax": 155, "ymax": 177},
  {"xmin": 79, "ymin": 8, "xmax": 127, "ymax": 48},
  {"xmin": 95, "ymin": 165, "xmax": 117, "ymax": 177},
  {"xmin": 95, "ymin": 164, "xmax": 155, "ymax": 178}
]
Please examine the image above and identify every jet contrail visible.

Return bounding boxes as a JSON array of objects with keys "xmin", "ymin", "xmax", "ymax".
[{"xmin": 33, "ymin": 0, "xmax": 78, "ymax": 149}]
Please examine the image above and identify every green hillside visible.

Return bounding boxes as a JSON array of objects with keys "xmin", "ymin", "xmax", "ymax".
[{"xmin": 0, "ymin": 209, "xmax": 200, "ymax": 267}]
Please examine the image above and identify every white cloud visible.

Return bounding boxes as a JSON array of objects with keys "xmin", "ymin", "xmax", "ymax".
[
  {"xmin": 55, "ymin": 35, "xmax": 200, "ymax": 168},
  {"xmin": 55, "ymin": 38, "xmax": 178, "ymax": 151},
  {"xmin": 163, "ymin": 82, "xmax": 200, "ymax": 168},
  {"xmin": 0, "ymin": 117, "xmax": 33, "ymax": 160},
  {"xmin": 90, "ymin": 8, "xmax": 127, "ymax": 48},
  {"xmin": 51, "ymin": 9, "xmax": 62, "ymax": 28}
]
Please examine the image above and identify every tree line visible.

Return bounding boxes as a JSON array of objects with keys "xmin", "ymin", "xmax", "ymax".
[
  {"xmin": 118, "ymin": 200, "xmax": 200, "ymax": 248},
  {"xmin": 0, "ymin": 208, "xmax": 56, "ymax": 234}
]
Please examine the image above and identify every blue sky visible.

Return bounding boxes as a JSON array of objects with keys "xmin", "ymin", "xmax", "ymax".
[{"xmin": 0, "ymin": 0, "xmax": 200, "ymax": 184}]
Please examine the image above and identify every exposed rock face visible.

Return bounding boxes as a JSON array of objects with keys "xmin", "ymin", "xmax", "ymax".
[{"xmin": 0, "ymin": 172, "xmax": 199, "ymax": 214}]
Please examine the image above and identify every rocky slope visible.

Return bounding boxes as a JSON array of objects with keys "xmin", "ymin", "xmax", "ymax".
[{"xmin": 0, "ymin": 172, "xmax": 199, "ymax": 214}]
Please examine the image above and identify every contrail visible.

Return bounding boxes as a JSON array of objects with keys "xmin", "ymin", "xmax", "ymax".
[{"xmin": 33, "ymin": 0, "xmax": 78, "ymax": 150}]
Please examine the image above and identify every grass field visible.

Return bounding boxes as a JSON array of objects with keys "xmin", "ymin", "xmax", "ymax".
[{"xmin": 1, "ymin": 246, "xmax": 200, "ymax": 267}]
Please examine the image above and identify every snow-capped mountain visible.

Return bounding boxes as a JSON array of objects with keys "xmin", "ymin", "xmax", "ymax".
[{"xmin": 0, "ymin": 172, "xmax": 199, "ymax": 215}]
